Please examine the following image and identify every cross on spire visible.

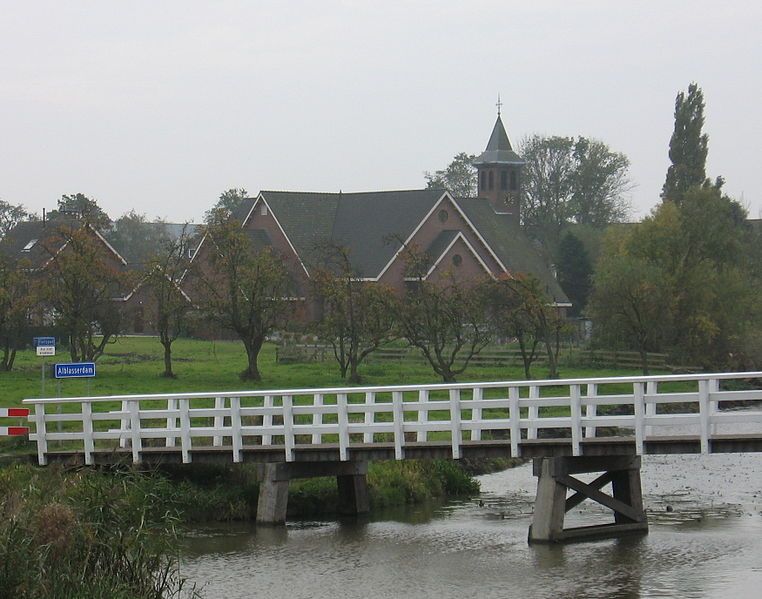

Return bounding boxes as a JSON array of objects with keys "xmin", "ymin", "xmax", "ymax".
[{"xmin": 496, "ymin": 94, "xmax": 502, "ymax": 117}]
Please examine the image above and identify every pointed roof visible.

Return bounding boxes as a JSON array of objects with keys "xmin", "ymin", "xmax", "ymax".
[{"xmin": 473, "ymin": 115, "xmax": 525, "ymax": 166}]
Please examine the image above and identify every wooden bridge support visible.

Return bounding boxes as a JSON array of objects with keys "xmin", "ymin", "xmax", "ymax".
[
  {"xmin": 256, "ymin": 461, "xmax": 370, "ymax": 525},
  {"xmin": 528, "ymin": 455, "xmax": 648, "ymax": 543}
]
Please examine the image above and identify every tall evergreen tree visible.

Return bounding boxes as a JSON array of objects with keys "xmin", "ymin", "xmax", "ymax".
[
  {"xmin": 662, "ymin": 83, "xmax": 710, "ymax": 203},
  {"xmin": 557, "ymin": 232, "xmax": 592, "ymax": 316}
]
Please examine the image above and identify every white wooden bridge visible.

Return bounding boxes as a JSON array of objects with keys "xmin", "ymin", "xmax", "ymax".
[{"xmin": 21, "ymin": 371, "xmax": 762, "ymax": 542}]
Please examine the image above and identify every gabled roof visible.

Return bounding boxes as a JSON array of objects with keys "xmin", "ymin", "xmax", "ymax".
[
  {"xmin": 0, "ymin": 219, "xmax": 128, "ymax": 270},
  {"xmin": 454, "ymin": 197, "xmax": 569, "ymax": 303},
  {"xmin": 233, "ymin": 187, "xmax": 567, "ymax": 304},
  {"xmin": 0, "ymin": 220, "xmax": 52, "ymax": 266},
  {"xmin": 473, "ymin": 115, "xmax": 525, "ymax": 166},
  {"xmin": 249, "ymin": 189, "xmax": 444, "ymax": 278},
  {"xmin": 416, "ymin": 230, "xmax": 493, "ymax": 281}
]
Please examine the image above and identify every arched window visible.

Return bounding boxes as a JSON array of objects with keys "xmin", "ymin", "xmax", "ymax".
[
  {"xmin": 510, "ymin": 170, "xmax": 518, "ymax": 191},
  {"xmin": 500, "ymin": 170, "xmax": 508, "ymax": 190},
  {"xmin": 480, "ymin": 171, "xmax": 486, "ymax": 191},
  {"xmin": 488, "ymin": 170, "xmax": 494, "ymax": 190}
]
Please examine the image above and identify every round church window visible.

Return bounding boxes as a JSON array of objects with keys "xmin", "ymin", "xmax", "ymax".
[
  {"xmin": 438, "ymin": 209, "xmax": 449, "ymax": 223},
  {"xmin": 452, "ymin": 254, "xmax": 463, "ymax": 267}
]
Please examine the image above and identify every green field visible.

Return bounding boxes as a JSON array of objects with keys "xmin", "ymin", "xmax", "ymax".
[
  {"xmin": 0, "ymin": 335, "xmax": 655, "ymax": 408},
  {"xmin": 0, "ymin": 336, "xmax": 668, "ymax": 455}
]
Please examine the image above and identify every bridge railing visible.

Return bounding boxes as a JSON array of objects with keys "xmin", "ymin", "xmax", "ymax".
[{"xmin": 22, "ymin": 372, "xmax": 762, "ymax": 465}]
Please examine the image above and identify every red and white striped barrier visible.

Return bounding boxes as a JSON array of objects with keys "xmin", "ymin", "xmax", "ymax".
[
  {"xmin": 0, "ymin": 426, "xmax": 29, "ymax": 436},
  {"xmin": 1, "ymin": 407, "xmax": 29, "ymax": 436},
  {"xmin": 0, "ymin": 408, "xmax": 30, "ymax": 418}
]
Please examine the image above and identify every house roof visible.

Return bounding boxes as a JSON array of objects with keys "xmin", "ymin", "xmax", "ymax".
[
  {"xmin": 473, "ymin": 115, "xmax": 525, "ymax": 166},
  {"xmin": 424, "ymin": 230, "xmax": 460, "ymax": 266},
  {"xmin": 454, "ymin": 197, "xmax": 569, "ymax": 303},
  {"xmin": 0, "ymin": 220, "xmax": 55, "ymax": 267},
  {"xmin": 255, "ymin": 189, "xmax": 443, "ymax": 277},
  {"xmin": 237, "ymin": 188, "xmax": 568, "ymax": 303}
]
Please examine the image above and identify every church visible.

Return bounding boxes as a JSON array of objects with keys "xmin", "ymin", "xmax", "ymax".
[{"xmin": 190, "ymin": 113, "xmax": 569, "ymax": 319}]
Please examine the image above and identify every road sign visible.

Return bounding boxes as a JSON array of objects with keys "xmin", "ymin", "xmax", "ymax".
[
  {"xmin": 36, "ymin": 346, "xmax": 56, "ymax": 357},
  {"xmin": 54, "ymin": 362, "xmax": 96, "ymax": 379},
  {"xmin": 33, "ymin": 336, "xmax": 56, "ymax": 348}
]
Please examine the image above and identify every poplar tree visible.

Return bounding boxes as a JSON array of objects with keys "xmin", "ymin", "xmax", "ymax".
[
  {"xmin": 662, "ymin": 83, "xmax": 709, "ymax": 203},
  {"xmin": 557, "ymin": 232, "xmax": 592, "ymax": 316}
]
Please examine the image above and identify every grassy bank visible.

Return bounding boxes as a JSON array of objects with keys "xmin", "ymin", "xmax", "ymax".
[
  {"xmin": 0, "ymin": 458, "xmax": 478, "ymax": 597},
  {"xmin": 0, "ymin": 464, "xmax": 196, "ymax": 598}
]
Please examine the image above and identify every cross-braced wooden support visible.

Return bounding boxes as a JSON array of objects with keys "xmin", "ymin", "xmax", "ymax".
[{"xmin": 528, "ymin": 455, "xmax": 648, "ymax": 543}]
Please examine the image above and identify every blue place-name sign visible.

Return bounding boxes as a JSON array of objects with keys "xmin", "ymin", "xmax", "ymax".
[
  {"xmin": 54, "ymin": 362, "xmax": 96, "ymax": 379},
  {"xmin": 33, "ymin": 336, "xmax": 56, "ymax": 348}
]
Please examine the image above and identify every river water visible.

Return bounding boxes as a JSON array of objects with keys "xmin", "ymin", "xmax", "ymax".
[{"xmin": 181, "ymin": 453, "xmax": 762, "ymax": 598}]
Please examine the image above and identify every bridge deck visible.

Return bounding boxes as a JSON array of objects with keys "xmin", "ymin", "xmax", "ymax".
[
  {"xmin": 22, "ymin": 372, "xmax": 762, "ymax": 466},
  {"xmin": 39, "ymin": 434, "xmax": 762, "ymax": 466}
]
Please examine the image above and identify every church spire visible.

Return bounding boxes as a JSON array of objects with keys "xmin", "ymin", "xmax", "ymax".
[{"xmin": 473, "ymin": 107, "xmax": 525, "ymax": 219}]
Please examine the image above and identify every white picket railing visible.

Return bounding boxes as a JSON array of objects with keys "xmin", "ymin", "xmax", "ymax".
[{"xmin": 22, "ymin": 372, "xmax": 762, "ymax": 466}]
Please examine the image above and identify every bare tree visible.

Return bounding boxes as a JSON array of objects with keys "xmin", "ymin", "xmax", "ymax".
[
  {"xmin": 490, "ymin": 274, "xmax": 567, "ymax": 379},
  {"xmin": 144, "ymin": 229, "xmax": 194, "ymax": 378},
  {"xmin": 0, "ymin": 199, "xmax": 35, "ymax": 240},
  {"xmin": 0, "ymin": 254, "xmax": 33, "ymax": 371},
  {"xmin": 40, "ymin": 225, "xmax": 129, "ymax": 361},
  {"xmin": 312, "ymin": 245, "xmax": 396, "ymax": 383},
  {"xmin": 396, "ymin": 245, "xmax": 492, "ymax": 382},
  {"xmin": 196, "ymin": 217, "xmax": 293, "ymax": 381}
]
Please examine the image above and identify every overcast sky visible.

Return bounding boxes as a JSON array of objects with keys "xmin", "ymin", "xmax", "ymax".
[{"xmin": 1, "ymin": 1, "xmax": 760, "ymax": 224}]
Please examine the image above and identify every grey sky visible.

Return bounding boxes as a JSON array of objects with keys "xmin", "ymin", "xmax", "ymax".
[{"xmin": 1, "ymin": 0, "xmax": 760, "ymax": 223}]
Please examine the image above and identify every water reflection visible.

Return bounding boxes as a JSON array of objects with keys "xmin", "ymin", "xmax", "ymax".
[{"xmin": 182, "ymin": 453, "xmax": 762, "ymax": 599}]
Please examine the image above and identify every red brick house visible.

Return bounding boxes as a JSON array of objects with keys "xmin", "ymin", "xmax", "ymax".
[{"xmin": 187, "ymin": 114, "xmax": 569, "ymax": 322}]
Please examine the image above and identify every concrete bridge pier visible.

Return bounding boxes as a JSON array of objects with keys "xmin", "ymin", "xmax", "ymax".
[
  {"xmin": 528, "ymin": 455, "xmax": 648, "ymax": 543},
  {"xmin": 256, "ymin": 461, "xmax": 370, "ymax": 525}
]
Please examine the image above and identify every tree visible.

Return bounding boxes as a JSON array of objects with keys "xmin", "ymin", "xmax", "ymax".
[
  {"xmin": 312, "ymin": 246, "xmax": 396, "ymax": 383},
  {"xmin": 570, "ymin": 138, "xmax": 632, "ymax": 226},
  {"xmin": 557, "ymin": 232, "xmax": 593, "ymax": 316},
  {"xmin": 396, "ymin": 246, "xmax": 492, "ymax": 382},
  {"xmin": 424, "ymin": 153, "xmax": 477, "ymax": 197},
  {"xmin": 0, "ymin": 199, "xmax": 35, "ymax": 240},
  {"xmin": 520, "ymin": 135, "xmax": 576, "ymax": 238},
  {"xmin": 107, "ymin": 211, "xmax": 171, "ymax": 268},
  {"xmin": 662, "ymin": 83, "xmax": 710, "ymax": 204},
  {"xmin": 48, "ymin": 193, "xmax": 112, "ymax": 230},
  {"xmin": 629, "ymin": 188, "xmax": 753, "ymax": 365},
  {"xmin": 591, "ymin": 186, "xmax": 759, "ymax": 370},
  {"xmin": 0, "ymin": 255, "xmax": 33, "ymax": 371},
  {"xmin": 520, "ymin": 135, "xmax": 631, "ymax": 244},
  {"xmin": 490, "ymin": 275, "xmax": 566, "ymax": 379},
  {"xmin": 589, "ymin": 254, "xmax": 673, "ymax": 374},
  {"xmin": 489, "ymin": 276, "xmax": 539, "ymax": 378},
  {"xmin": 144, "ymin": 231, "xmax": 194, "ymax": 378},
  {"xmin": 204, "ymin": 188, "xmax": 249, "ymax": 224},
  {"xmin": 197, "ymin": 217, "xmax": 292, "ymax": 380},
  {"xmin": 40, "ymin": 225, "xmax": 128, "ymax": 361}
]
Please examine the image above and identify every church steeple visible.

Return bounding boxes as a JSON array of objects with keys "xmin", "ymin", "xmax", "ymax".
[{"xmin": 473, "ymin": 107, "xmax": 525, "ymax": 219}]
